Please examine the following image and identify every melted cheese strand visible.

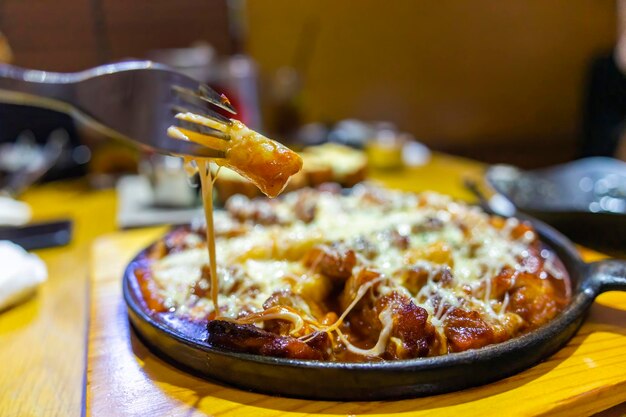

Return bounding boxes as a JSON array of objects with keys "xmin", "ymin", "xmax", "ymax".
[
  {"xmin": 305, "ymin": 250, "xmax": 326, "ymax": 277},
  {"xmin": 335, "ymin": 307, "xmax": 395, "ymax": 356},
  {"xmin": 230, "ymin": 306, "xmax": 305, "ymax": 335},
  {"xmin": 300, "ymin": 276, "xmax": 389, "ymax": 343},
  {"xmin": 211, "ymin": 166, "xmax": 222, "ymax": 185},
  {"xmin": 500, "ymin": 291, "xmax": 510, "ymax": 315},
  {"xmin": 328, "ymin": 276, "xmax": 389, "ymax": 333},
  {"xmin": 197, "ymin": 160, "xmax": 220, "ymax": 316}
]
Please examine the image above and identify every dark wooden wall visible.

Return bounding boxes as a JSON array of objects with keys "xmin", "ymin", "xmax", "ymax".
[{"xmin": 0, "ymin": 0, "xmax": 231, "ymax": 71}]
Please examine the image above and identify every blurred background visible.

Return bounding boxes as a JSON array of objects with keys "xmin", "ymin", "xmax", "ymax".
[
  {"xmin": 0, "ymin": 0, "xmax": 624, "ymax": 251},
  {"xmin": 0, "ymin": 0, "xmax": 621, "ymax": 168}
]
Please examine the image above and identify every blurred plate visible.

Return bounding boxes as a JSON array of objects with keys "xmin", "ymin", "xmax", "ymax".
[{"xmin": 485, "ymin": 157, "xmax": 626, "ymax": 250}]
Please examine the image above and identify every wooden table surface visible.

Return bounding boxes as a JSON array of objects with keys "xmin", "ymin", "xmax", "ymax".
[
  {"xmin": 0, "ymin": 153, "xmax": 624, "ymax": 417},
  {"xmin": 0, "ymin": 181, "xmax": 117, "ymax": 417}
]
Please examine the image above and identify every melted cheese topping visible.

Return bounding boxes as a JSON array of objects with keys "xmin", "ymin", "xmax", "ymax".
[{"xmin": 149, "ymin": 185, "xmax": 565, "ymax": 353}]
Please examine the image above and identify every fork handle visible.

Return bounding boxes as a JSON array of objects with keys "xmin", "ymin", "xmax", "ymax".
[{"xmin": 0, "ymin": 64, "xmax": 77, "ymax": 113}]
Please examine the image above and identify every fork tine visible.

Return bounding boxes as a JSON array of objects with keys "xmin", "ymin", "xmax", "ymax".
[
  {"xmin": 172, "ymin": 85, "xmax": 236, "ymax": 118},
  {"xmin": 173, "ymin": 117, "xmax": 231, "ymax": 141},
  {"xmin": 171, "ymin": 102, "xmax": 232, "ymax": 126},
  {"xmin": 168, "ymin": 138, "xmax": 227, "ymax": 159},
  {"xmin": 198, "ymin": 84, "xmax": 237, "ymax": 114}
]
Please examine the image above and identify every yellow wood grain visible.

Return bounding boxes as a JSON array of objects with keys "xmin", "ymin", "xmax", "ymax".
[
  {"xmin": 0, "ymin": 181, "xmax": 117, "ymax": 417},
  {"xmin": 86, "ymin": 157, "xmax": 626, "ymax": 417}
]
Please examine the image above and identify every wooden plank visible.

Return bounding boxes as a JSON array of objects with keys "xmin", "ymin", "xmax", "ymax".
[
  {"xmin": 0, "ymin": 182, "xmax": 117, "ymax": 417},
  {"xmin": 0, "ymin": 0, "xmax": 231, "ymax": 71},
  {"xmin": 101, "ymin": 0, "xmax": 232, "ymax": 59},
  {"xmin": 14, "ymin": 50, "xmax": 100, "ymax": 72},
  {"xmin": 0, "ymin": 0, "xmax": 99, "ymax": 70}
]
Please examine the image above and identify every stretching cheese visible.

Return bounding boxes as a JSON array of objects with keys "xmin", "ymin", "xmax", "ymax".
[{"xmin": 168, "ymin": 113, "xmax": 302, "ymax": 317}]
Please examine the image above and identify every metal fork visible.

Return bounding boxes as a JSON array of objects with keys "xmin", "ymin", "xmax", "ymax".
[{"xmin": 0, "ymin": 60, "xmax": 235, "ymax": 158}]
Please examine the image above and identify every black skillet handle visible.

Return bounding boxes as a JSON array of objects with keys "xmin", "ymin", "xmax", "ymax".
[{"xmin": 587, "ymin": 259, "xmax": 626, "ymax": 294}]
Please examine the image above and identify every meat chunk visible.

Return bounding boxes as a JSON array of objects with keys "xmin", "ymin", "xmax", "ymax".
[
  {"xmin": 339, "ymin": 268, "xmax": 381, "ymax": 313},
  {"xmin": 401, "ymin": 266, "xmax": 430, "ymax": 295},
  {"xmin": 401, "ymin": 265, "xmax": 454, "ymax": 296},
  {"xmin": 444, "ymin": 308, "xmax": 496, "ymax": 352},
  {"xmin": 490, "ymin": 259, "xmax": 566, "ymax": 331},
  {"xmin": 303, "ymin": 244, "xmax": 356, "ymax": 281},
  {"xmin": 149, "ymin": 227, "xmax": 201, "ymax": 257},
  {"xmin": 225, "ymin": 195, "xmax": 281, "ymax": 225},
  {"xmin": 207, "ymin": 320, "xmax": 329, "ymax": 360},
  {"xmin": 338, "ymin": 276, "xmax": 442, "ymax": 359},
  {"xmin": 378, "ymin": 293, "xmax": 442, "ymax": 358},
  {"xmin": 293, "ymin": 190, "xmax": 318, "ymax": 223},
  {"xmin": 509, "ymin": 273, "xmax": 563, "ymax": 329},
  {"xmin": 262, "ymin": 290, "xmax": 326, "ymax": 325},
  {"xmin": 384, "ymin": 229, "xmax": 410, "ymax": 250},
  {"xmin": 488, "ymin": 267, "xmax": 515, "ymax": 300}
]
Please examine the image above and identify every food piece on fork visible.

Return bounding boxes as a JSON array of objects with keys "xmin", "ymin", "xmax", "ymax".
[{"xmin": 168, "ymin": 112, "xmax": 303, "ymax": 198}]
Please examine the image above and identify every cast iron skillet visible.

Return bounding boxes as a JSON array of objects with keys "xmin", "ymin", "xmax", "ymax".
[{"xmin": 123, "ymin": 215, "xmax": 626, "ymax": 401}]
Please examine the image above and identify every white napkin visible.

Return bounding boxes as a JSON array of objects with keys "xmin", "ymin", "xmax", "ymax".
[
  {"xmin": 0, "ymin": 196, "xmax": 31, "ymax": 226},
  {"xmin": 0, "ymin": 240, "xmax": 47, "ymax": 311}
]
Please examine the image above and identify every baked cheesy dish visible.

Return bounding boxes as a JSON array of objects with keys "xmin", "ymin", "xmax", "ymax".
[{"xmin": 134, "ymin": 184, "xmax": 570, "ymax": 362}]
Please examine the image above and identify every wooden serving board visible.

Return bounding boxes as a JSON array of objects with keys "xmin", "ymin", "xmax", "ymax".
[{"xmin": 87, "ymin": 228, "xmax": 626, "ymax": 417}]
